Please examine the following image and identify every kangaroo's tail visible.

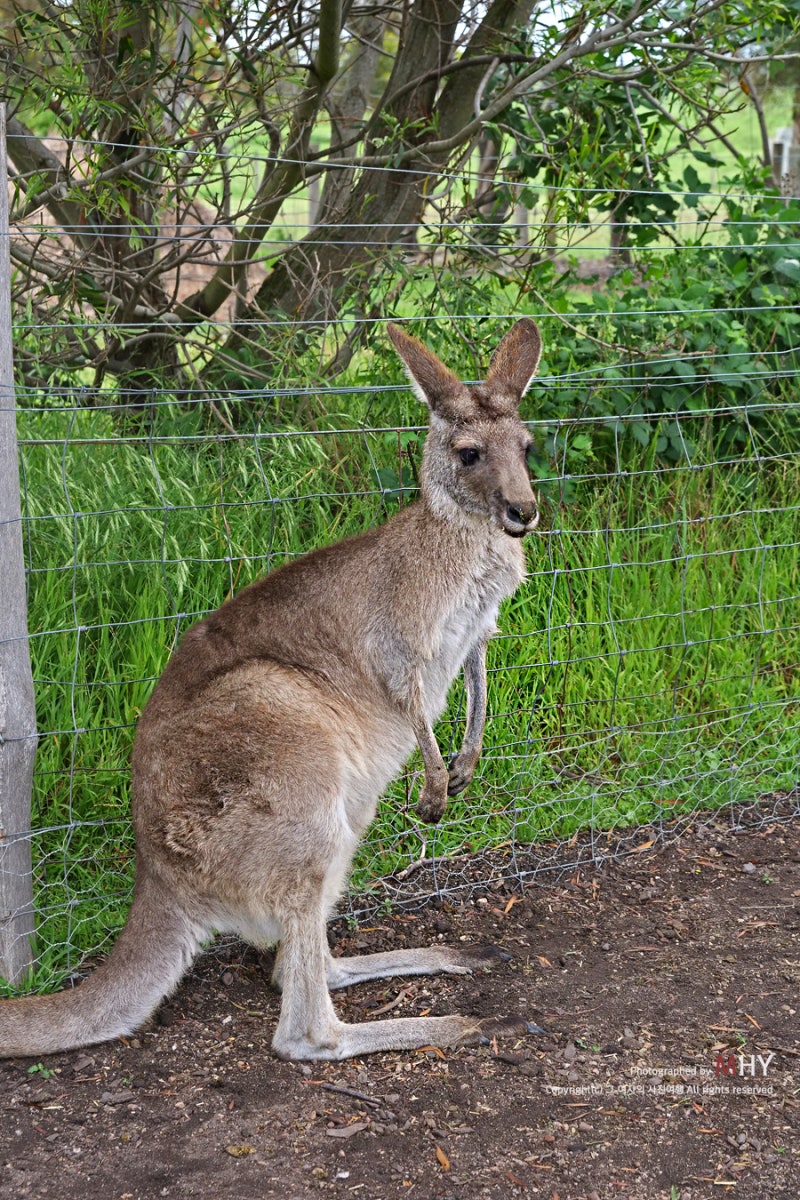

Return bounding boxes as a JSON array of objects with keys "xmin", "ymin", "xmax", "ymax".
[{"xmin": 0, "ymin": 865, "xmax": 206, "ymax": 1058}]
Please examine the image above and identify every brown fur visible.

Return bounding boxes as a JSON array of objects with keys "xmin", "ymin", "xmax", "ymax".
[{"xmin": 0, "ymin": 319, "xmax": 544, "ymax": 1060}]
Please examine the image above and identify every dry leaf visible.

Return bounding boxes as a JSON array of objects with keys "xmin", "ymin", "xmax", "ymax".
[
  {"xmin": 435, "ymin": 1145, "xmax": 451, "ymax": 1171},
  {"xmin": 419, "ymin": 1045, "xmax": 446, "ymax": 1060},
  {"xmin": 326, "ymin": 1121, "xmax": 369, "ymax": 1139}
]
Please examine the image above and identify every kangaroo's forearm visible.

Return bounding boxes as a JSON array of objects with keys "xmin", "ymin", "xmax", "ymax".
[
  {"xmin": 405, "ymin": 689, "xmax": 449, "ymax": 823},
  {"xmin": 411, "ymin": 705, "xmax": 448, "ymax": 782},
  {"xmin": 461, "ymin": 640, "xmax": 488, "ymax": 756},
  {"xmin": 445, "ymin": 641, "xmax": 488, "ymax": 798}
]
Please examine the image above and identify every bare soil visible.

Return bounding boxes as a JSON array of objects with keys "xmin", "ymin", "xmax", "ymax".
[{"xmin": 1, "ymin": 816, "xmax": 798, "ymax": 1200}]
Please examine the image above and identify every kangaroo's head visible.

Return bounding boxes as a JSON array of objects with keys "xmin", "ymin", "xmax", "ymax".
[{"xmin": 387, "ymin": 319, "xmax": 542, "ymax": 538}]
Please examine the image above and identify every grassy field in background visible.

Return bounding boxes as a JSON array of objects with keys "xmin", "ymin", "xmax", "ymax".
[{"xmin": 7, "ymin": 391, "xmax": 799, "ymax": 991}]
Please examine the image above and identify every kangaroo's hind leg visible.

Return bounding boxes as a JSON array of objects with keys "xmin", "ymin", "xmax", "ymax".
[
  {"xmin": 271, "ymin": 889, "xmax": 536, "ymax": 1060},
  {"xmin": 268, "ymin": 826, "xmax": 543, "ymax": 1060}
]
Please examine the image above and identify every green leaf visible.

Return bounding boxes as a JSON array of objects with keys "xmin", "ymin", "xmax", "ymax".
[
  {"xmin": 683, "ymin": 164, "xmax": 708, "ymax": 194},
  {"xmin": 774, "ymin": 258, "xmax": 800, "ymax": 282},
  {"xmin": 693, "ymin": 150, "xmax": 725, "ymax": 167},
  {"xmin": 630, "ymin": 421, "xmax": 651, "ymax": 447},
  {"xmin": 375, "ymin": 466, "xmax": 400, "ymax": 494}
]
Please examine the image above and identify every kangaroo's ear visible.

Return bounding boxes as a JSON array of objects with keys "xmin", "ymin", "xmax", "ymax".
[
  {"xmin": 387, "ymin": 322, "xmax": 465, "ymax": 414},
  {"xmin": 485, "ymin": 318, "xmax": 542, "ymax": 403}
]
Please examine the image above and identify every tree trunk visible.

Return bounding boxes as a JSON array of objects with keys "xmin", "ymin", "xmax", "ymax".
[
  {"xmin": 317, "ymin": 9, "xmax": 387, "ymax": 224},
  {"xmin": 246, "ymin": 0, "xmax": 535, "ymax": 332}
]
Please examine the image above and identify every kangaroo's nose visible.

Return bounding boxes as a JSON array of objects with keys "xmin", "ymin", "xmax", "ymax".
[{"xmin": 506, "ymin": 500, "xmax": 537, "ymax": 527}]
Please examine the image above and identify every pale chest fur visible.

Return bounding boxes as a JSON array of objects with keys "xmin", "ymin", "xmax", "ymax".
[{"xmin": 418, "ymin": 534, "xmax": 525, "ymax": 722}]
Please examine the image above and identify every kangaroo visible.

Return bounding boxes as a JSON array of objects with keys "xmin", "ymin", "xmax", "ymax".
[{"xmin": 0, "ymin": 319, "xmax": 544, "ymax": 1061}]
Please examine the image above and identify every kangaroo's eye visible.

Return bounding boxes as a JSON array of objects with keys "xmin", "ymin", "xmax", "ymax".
[
  {"xmin": 525, "ymin": 443, "xmax": 536, "ymax": 466},
  {"xmin": 458, "ymin": 447, "xmax": 480, "ymax": 466}
]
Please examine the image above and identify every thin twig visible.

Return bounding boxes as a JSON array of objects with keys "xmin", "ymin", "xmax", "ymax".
[
  {"xmin": 314, "ymin": 1082, "xmax": 384, "ymax": 1107},
  {"xmin": 741, "ymin": 72, "xmax": 778, "ymax": 187},
  {"xmin": 625, "ymin": 83, "xmax": 653, "ymax": 184}
]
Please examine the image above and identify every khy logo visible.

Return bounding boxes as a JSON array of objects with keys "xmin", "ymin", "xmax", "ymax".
[{"xmin": 715, "ymin": 1052, "xmax": 774, "ymax": 1078}]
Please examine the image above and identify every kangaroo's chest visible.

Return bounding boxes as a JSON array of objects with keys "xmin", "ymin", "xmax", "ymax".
[{"xmin": 421, "ymin": 553, "xmax": 522, "ymax": 718}]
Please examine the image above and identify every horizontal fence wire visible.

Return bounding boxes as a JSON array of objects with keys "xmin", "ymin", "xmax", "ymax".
[
  {"xmin": 3, "ymin": 126, "xmax": 800, "ymax": 985},
  {"xmin": 8, "ymin": 130, "xmax": 800, "ymax": 200}
]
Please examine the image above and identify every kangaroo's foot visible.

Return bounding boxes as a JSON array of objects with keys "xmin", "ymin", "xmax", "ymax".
[
  {"xmin": 325, "ymin": 942, "xmax": 513, "ymax": 989},
  {"xmin": 273, "ymin": 1011, "xmax": 547, "ymax": 1062}
]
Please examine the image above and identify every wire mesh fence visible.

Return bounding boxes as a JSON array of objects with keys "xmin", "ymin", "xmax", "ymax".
[{"xmin": 3, "ymin": 120, "xmax": 800, "ymax": 989}]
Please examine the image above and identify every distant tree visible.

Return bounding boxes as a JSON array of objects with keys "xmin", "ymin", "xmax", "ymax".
[
  {"xmin": 1, "ymin": 1, "xmax": 795, "ymax": 403},
  {"xmin": 753, "ymin": 0, "xmax": 800, "ymax": 183}
]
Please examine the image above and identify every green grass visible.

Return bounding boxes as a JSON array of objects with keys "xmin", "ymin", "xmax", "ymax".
[{"xmin": 4, "ymin": 398, "xmax": 799, "ymax": 992}]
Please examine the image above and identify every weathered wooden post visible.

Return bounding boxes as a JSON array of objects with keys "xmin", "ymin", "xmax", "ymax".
[{"xmin": 0, "ymin": 103, "xmax": 37, "ymax": 983}]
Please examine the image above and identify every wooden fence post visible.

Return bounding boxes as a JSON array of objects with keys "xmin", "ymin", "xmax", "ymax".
[{"xmin": 0, "ymin": 103, "xmax": 37, "ymax": 984}]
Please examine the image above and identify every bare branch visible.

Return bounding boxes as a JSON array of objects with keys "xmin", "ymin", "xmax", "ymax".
[
  {"xmin": 632, "ymin": 83, "xmax": 745, "ymax": 165},
  {"xmin": 6, "ymin": 117, "xmax": 95, "ymax": 250},
  {"xmin": 625, "ymin": 82, "xmax": 653, "ymax": 184},
  {"xmin": 315, "ymin": 0, "xmax": 344, "ymax": 85},
  {"xmin": 741, "ymin": 71, "xmax": 779, "ymax": 187},
  {"xmin": 174, "ymin": 0, "xmax": 346, "ymax": 323},
  {"xmin": 12, "ymin": 147, "xmax": 156, "ymax": 223}
]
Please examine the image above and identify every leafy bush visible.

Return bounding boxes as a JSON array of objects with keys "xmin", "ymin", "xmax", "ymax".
[{"xmin": 515, "ymin": 192, "xmax": 800, "ymax": 485}]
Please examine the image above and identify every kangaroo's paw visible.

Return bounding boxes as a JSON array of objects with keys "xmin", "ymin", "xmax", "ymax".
[
  {"xmin": 447, "ymin": 747, "xmax": 480, "ymax": 796},
  {"xmin": 417, "ymin": 776, "xmax": 448, "ymax": 824}
]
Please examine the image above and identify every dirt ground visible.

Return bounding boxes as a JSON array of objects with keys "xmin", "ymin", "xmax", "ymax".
[{"xmin": 1, "ymin": 813, "xmax": 798, "ymax": 1200}]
